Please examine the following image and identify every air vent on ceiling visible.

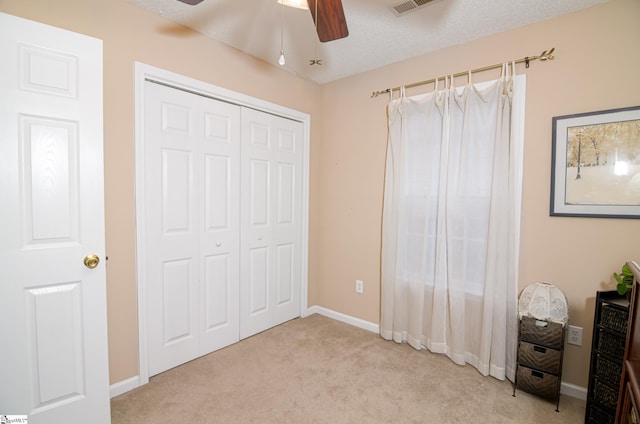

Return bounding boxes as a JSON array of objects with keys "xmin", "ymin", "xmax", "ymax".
[{"xmin": 391, "ymin": 0, "xmax": 439, "ymax": 16}]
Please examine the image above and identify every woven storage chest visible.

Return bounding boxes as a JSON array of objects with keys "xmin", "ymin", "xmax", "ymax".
[
  {"xmin": 519, "ymin": 316, "xmax": 563, "ymax": 349},
  {"xmin": 586, "ymin": 403, "xmax": 616, "ymax": 424},
  {"xmin": 516, "ymin": 365, "xmax": 558, "ymax": 400},
  {"xmin": 600, "ymin": 304, "xmax": 629, "ymax": 334},
  {"xmin": 594, "ymin": 353, "xmax": 623, "ymax": 388},
  {"xmin": 593, "ymin": 378, "xmax": 619, "ymax": 411},
  {"xmin": 598, "ymin": 330, "xmax": 627, "ymax": 359},
  {"xmin": 518, "ymin": 341, "xmax": 561, "ymax": 374}
]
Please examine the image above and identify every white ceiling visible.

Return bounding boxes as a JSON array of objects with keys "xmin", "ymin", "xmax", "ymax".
[{"xmin": 129, "ymin": 0, "xmax": 608, "ymax": 84}]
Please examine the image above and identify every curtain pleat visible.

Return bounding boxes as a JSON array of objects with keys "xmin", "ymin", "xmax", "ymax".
[{"xmin": 380, "ymin": 69, "xmax": 525, "ymax": 381}]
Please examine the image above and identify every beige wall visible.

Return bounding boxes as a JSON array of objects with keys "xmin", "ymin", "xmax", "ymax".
[
  {"xmin": 316, "ymin": 0, "xmax": 640, "ymax": 388},
  {"xmin": 3, "ymin": 0, "xmax": 640, "ymax": 391}
]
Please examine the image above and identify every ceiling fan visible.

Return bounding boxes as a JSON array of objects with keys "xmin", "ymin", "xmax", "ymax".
[{"xmin": 176, "ymin": 0, "xmax": 349, "ymax": 42}]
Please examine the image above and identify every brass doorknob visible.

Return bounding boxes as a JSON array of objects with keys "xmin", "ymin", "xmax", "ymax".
[{"xmin": 84, "ymin": 254, "xmax": 100, "ymax": 269}]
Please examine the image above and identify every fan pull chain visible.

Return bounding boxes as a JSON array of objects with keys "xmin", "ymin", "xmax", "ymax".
[{"xmin": 279, "ymin": 0, "xmax": 286, "ymax": 66}]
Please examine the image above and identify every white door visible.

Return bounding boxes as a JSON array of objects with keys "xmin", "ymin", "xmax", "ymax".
[
  {"xmin": 240, "ymin": 108, "xmax": 303, "ymax": 338},
  {"xmin": 0, "ymin": 13, "xmax": 110, "ymax": 424},
  {"xmin": 144, "ymin": 81, "xmax": 241, "ymax": 376}
]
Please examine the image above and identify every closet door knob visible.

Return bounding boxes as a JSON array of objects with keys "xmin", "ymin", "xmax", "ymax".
[
  {"xmin": 216, "ymin": 242, "xmax": 222, "ymax": 247},
  {"xmin": 258, "ymin": 236, "xmax": 262, "ymax": 241}
]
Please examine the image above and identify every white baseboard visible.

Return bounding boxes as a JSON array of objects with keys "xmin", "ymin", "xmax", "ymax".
[
  {"xmin": 306, "ymin": 305, "xmax": 379, "ymax": 334},
  {"xmin": 110, "ymin": 375, "xmax": 140, "ymax": 398},
  {"xmin": 560, "ymin": 381, "xmax": 587, "ymax": 400}
]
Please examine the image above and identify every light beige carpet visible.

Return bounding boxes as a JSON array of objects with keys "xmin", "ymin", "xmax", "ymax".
[{"xmin": 111, "ymin": 314, "xmax": 585, "ymax": 423}]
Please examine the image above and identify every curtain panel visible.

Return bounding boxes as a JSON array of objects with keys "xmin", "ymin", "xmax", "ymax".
[{"xmin": 380, "ymin": 68, "xmax": 525, "ymax": 381}]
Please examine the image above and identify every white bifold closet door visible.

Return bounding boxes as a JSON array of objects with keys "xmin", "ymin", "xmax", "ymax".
[{"xmin": 144, "ymin": 81, "xmax": 303, "ymax": 376}]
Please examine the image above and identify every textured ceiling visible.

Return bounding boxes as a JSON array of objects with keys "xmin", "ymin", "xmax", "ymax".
[{"xmin": 129, "ymin": 0, "xmax": 608, "ymax": 84}]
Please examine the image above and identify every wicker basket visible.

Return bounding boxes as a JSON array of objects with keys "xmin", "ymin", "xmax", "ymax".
[
  {"xmin": 516, "ymin": 365, "xmax": 558, "ymax": 400},
  {"xmin": 600, "ymin": 304, "xmax": 629, "ymax": 334},
  {"xmin": 595, "ymin": 354, "xmax": 623, "ymax": 388},
  {"xmin": 587, "ymin": 403, "xmax": 615, "ymax": 424},
  {"xmin": 594, "ymin": 378, "xmax": 619, "ymax": 411},
  {"xmin": 519, "ymin": 316, "xmax": 563, "ymax": 349},
  {"xmin": 598, "ymin": 330, "xmax": 627, "ymax": 359},
  {"xmin": 518, "ymin": 341, "xmax": 561, "ymax": 374}
]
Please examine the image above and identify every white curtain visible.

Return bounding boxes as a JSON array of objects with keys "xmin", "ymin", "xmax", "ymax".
[{"xmin": 380, "ymin": 65, "xmax": 525, "ymax": 381}]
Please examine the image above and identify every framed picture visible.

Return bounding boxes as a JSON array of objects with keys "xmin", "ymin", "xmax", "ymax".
[{"xmin": 550, "ymin": 105, "xmax": 640, "ymax": 218}]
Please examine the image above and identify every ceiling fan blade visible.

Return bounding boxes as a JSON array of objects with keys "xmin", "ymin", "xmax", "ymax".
[
  {"xmin": 177, "ymin": 0, "xmax": 205, "ymax": 5},
  {"xmin": 308, "ymin": 0, "xmax": 349, "ymax": 42}
]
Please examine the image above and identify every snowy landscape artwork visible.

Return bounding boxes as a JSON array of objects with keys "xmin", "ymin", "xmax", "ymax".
[{"xmin": 551, "ymin": 106, "xmax": 640, "ymax": 218}]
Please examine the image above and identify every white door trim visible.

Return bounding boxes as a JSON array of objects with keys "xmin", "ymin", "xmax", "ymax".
[{"xmin": 134, "ymin": 62, "xmax": 310, "ymax": 386}]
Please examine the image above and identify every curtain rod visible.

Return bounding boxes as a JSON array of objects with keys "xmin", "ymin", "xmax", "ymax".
[{"xmin": 370, "ymin": 47, "xmax": 555, "ymax": 98}]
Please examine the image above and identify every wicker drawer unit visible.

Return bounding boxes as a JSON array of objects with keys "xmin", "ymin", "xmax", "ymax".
[
  {"xmin": 516, "ymin": 365, "xmax": 559, "ymax": 400},
  {"xmin": 518, "ymin": 341, "xmax": 562, "ymax": 374},
  {"xmin": 519, "ymin": 316, "xmax": 564, "ymax": 349},
  {"xmin": 584, "ymin": 291, "xmax": 629, "ymax": 424},
  {"xmin": 513, "ymin": 316, "xmax": 565, "ymax": 411}
]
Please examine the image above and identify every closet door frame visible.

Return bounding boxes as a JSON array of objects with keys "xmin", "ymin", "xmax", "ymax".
[{"xmin": 133, "ymin": 62, "xmax": 310, "ymax": 386}]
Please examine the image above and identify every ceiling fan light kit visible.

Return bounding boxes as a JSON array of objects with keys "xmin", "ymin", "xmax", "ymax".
[
  {"xmin": 277, "ymin": 0, "xmax": 309, "ymax": 10},
  {"xmin": 175, "ymin": 0, "xmax": 348, "ymax": 69}
]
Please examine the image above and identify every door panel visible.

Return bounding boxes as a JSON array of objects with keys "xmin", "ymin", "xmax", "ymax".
[
  {"xmin": 250, "ymin": 159, "xmax": 270, "ymax": 226},
  {"xmin": 162, "ymin": 149, "xmax": 193, "ymax": 233},
  {"xmin": 240, "ymin": 108, "xmax": 303, "ymax": 338},
  {"xmin": 20, "ymin": 116, "xmax": 79, "ymax": 243},
  {"xmin": 26, "ymin": 282, "xmax": 84, "ymax": 407},
  {"xmin": 204, "ymin": 155, "xmax": 231, "ymax": 230},
  {"xmin": 277, "ymin": 163, "xmax": 295, "ymax": 224},
  {"xmin": 162, "ymin": 259, "xmax": 195, "ymax": 345},
  {"xmin": 276, "ymin": 243, "xmax": 294, "ymax": 305},
  {"xmin": 0, "ymin": 12, "xmax": 109, "ymax": 424},
  {"xmin": 203, "ymin": 253, "xmax": 231, "ymax": 330},
  {"xmin": 145, "ymin": 81, "xmax": 241, "ymax": 375},
  {"xmin": 248, "ymin": 246, "xmax": 269, "ymax": 316}
]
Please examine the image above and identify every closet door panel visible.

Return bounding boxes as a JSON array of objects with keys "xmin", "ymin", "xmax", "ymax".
[
  {"xmin": 146, "ymin": 83, "xmax": 200, "ymax": 376},
  {"xmin": 271, "ymin": 123, "xmax": 302, "ymax": 326},
  {"xmin": 198, "ymin": 99, "xmax": 241, "ymax": 355},
  {"xmin": 202, "ymin": 254, "xmax": 230, "ymax": 329},
  {"xmin": 203, "ymin": 155, "xmax": 230, "ymax": 229},
  {"xmin": 276, "ymin": 243, "xmax": 294, "ymax": 306},
  {"xmin": 249, "ymin": 159, "xmax": 270, "ymax": 227},
  {"xmin": 161, "ymin": 258, "xmax": 195, "ymax": 344},
  {"xmin": 248, "ymin": 246, "xmax": 269, "ymax": 316},
  {"xmin": 145, "ymin": 81, "xmax": 240, "ymax": 375},
  {"xmin": 240, "ymin": 108, "xmax": 302, "ymax": 339},
  {"xmin": 162, "ymin": 149, "xmax": 193, "ymax": 233}
]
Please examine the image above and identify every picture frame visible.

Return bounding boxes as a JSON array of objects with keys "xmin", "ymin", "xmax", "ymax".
[{"xmin": 550, "ymin": 105, "xmax": 640, "ymax": 218}]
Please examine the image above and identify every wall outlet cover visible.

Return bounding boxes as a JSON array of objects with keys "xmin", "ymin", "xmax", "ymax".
[{"xmin": 567, "ymin": 325, "xmax": 583, "ymax": 346}]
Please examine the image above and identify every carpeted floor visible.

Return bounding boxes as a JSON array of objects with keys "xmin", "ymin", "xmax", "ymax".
[{"xmin": 111, "ymin": 314, "xmax": 586, "ymax": 423}]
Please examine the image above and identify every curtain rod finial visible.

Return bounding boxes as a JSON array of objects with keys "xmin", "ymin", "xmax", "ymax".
[{"xmin": 371, "ymin": 90, "xmax": 389, "ymax": 98}]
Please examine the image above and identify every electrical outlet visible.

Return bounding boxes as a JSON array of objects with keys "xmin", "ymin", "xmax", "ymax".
[
  {"xmin": 355, "ymin": 279, "xmax": 364, "ymax": 294},
  {"xmin": 567, "ymin": 325, "xmax": 583, "ymax": 346}
]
